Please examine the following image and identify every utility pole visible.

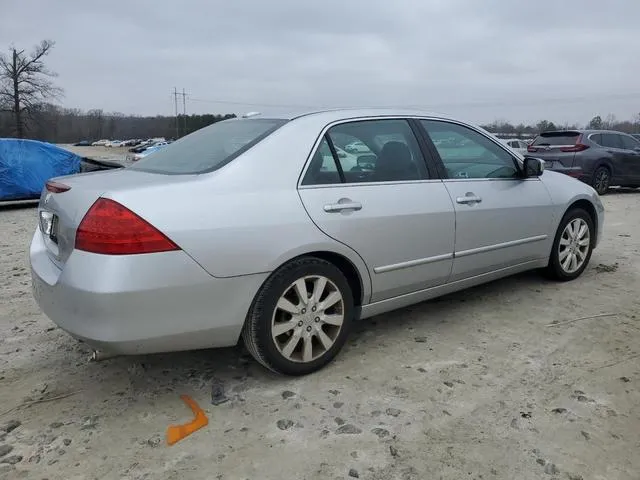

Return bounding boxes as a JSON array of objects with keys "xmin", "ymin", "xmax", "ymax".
[
  {"xmin": 173, "ymin": 87, "xmax": 179, "ymax": 139},
  {"xmin": 182, "ymin": 88, "xmax": 187, "ymax": 136}
]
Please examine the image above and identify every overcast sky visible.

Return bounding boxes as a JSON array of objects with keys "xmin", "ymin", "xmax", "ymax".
[{"xmin": 2, "ymin": 0, "xmax": 639, "ymax": 124}]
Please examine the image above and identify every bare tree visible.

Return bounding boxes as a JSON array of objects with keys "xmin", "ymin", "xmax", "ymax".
[{"xmin": 0, "ymin": 40, "xmax": 62, "ymax": 137}]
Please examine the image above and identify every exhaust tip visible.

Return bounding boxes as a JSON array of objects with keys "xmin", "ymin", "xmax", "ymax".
[{"xmin": 89, "ymin": 350, "xmax": 117, "ymax": 362}]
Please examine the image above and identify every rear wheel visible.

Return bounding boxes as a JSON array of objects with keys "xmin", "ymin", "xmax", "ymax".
[
  {"xmin": 242, "ymin": 257, "xmax": 354, "ymax": 375},
  {"xmin": 592, "ymin": 166, "xmax": 610, "ymax": 195},
  {"xmin": 545, "ymin": 208, "xmax": 594, "ymax": 281}
]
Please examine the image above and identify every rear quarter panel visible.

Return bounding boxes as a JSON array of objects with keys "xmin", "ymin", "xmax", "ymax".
[{"xmin": 109, "ymin": 118, "xmax": 373, "ymax": 300}]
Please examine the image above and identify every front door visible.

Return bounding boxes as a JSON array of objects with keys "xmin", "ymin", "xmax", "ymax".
[
  {"xmin": 298, "ymin": 118, "xmax": 455, "ymax": 302},
  {"xmin": 418, "ymin": 119, "xmax": 555, "ymax": 281}
]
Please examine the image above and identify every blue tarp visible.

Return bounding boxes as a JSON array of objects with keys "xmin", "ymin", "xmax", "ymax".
[{"xmin": 0, "ymin": 139, "xmax": 81, "ymax": 201}]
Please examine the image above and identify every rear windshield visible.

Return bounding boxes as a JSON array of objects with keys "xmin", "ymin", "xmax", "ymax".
[
  {"xmin": 129, "ymin": 118, "xmax": 287, "ymax": 174},
  {"xmin": 531, "ymin": 132, "xmax": 580, "ymax": 146}
]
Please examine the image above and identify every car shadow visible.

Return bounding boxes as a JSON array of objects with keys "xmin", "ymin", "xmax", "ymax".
[
  {"xmin": 0, "ymin": 200, "xmax": 38, "ymax": 210},
  {"xmin": 51, "ymin": 271, "xmax": 546, "ymax": 388},
  {"xmin": 607, "ymin": 187, "xmax": 640, "ymax": 195}
]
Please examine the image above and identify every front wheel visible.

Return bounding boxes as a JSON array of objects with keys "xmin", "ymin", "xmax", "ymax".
[
  {"xmin": 592, "ymin": 166, "xmax": 610, "ymax": 195},
  {"xmin": 242, "ymin": 257, "xmax": 354, "ymax": 375},
  {"xmin": 545, "ymin": 208, "xmax": 594, "ymax": 281}
]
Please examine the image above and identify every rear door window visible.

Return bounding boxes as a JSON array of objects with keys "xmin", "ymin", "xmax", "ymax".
[
  {"xmin": 129, "ymin": 118, "xmax": 287, "ymax": 174},
  {"xmin": 601, "ymin": 133, "xmax": 623, "ymax": 149},
  {"xmin": 302, "ymin": 119, "xmax": 430, "ymax": 185}
]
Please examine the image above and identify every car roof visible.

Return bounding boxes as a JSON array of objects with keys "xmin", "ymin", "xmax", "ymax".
[
  {"xmin": 245, "ymin": 107, "xmax": 461, "ymax": 123},
  {"xmin": 539, "ymin": 129, "xmax": 633, "ymax": 135}
]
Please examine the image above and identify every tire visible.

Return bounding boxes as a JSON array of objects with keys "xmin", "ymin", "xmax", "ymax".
[
  {"xmin": 242, "ymin": 257, "xmax": 354, "ymax": 376},
  {"xmin": 591, "ymin": 166, "xmax": 610, "ymax": 195},
  {"xmin": 545, "ymin": 208, "xmax": 595, "ymax": 281}
]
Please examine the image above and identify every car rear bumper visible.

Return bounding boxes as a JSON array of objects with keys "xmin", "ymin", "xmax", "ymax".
[{"xmin": 29, "ymin": 228, "xmax": 268, "ymax": 355}]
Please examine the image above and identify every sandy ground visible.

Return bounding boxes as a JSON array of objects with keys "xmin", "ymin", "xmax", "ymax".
[
  {"xmin": 60, "ymin": 144, "xmax": 131, "ymax": 166},
  {"xmin": 1, "ymin": 191, "xmax": 639, "ymax": 480}
]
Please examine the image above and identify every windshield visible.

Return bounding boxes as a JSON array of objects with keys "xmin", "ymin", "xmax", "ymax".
[{"xmin": 129, "ymin": 118, "xmax": 287, "ymax": 174}]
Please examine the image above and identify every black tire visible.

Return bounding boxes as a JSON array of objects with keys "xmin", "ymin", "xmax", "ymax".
[
  {"xmin": 545, "ymin": 208, "xmax": 595, "ymax": 281},
  {"xmin": 242, "ymin": 257, "xmax": 354, "ymax": 376},
  {"xmin": 591, "ymin": 166, "xmax": 610, "ymax": 195}
]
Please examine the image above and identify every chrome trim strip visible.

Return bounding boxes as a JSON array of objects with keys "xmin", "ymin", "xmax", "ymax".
[
  {"xmin": 298, "ymin": 179, "xmax": 444, "ymax": 189},
  {"xmin": 360, "ymin": 259, "xmax": 544, "ymax": 319},
  {"xmin": 455, "ymin": 235, "xmax": 548, "ymax": 258},
  {"xmin": 374, "ymin": 252, "xmax": 454, "ymax": 274}
]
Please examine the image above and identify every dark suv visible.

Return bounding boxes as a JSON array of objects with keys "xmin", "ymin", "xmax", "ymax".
[{"xmin": 527, "ymin": 130, "xmax": 640, "ymax": 194}]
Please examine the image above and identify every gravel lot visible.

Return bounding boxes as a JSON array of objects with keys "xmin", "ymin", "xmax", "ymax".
[{"xmin": 0, "ymin": 191, "xmax": 639, "ymax": 480}]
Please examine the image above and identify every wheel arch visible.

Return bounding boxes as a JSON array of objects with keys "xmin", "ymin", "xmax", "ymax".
[
  {"xmin": 593, "ymin": 159, "xmax": 613, "ymax": 176},
  {"xmin": 258, "ymin": 246, "xmax": 372, "ymax": 309},
  {"xmin": 566, "ymin": 199, "xmax": 598, "ymax": 237}
]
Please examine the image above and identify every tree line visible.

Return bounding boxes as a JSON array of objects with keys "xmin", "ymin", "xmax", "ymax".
[
  {"xmin": 481, "ymin": 114, "xmax": 640, "ymax": 136},
  {"xmin": 0, "ymin": 105, "xmax": 236, "ymax": 143}
]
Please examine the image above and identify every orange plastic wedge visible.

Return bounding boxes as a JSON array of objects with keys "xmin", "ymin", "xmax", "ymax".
[{"xmin": 166, "ymin": 395, "xmax": 209, "ymax": 446}]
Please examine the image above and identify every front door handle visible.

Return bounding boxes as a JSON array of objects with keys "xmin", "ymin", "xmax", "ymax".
[
  {"xmin": 456, "ymin": 195, "xmax": 482, "ymax": 205},
  {"xmin": 324, "ymin": 201, "xmax": 362, "ymax": 213}
]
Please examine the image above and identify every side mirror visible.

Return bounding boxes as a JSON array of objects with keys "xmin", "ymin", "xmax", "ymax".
[{"xmin": 523, "ymin": 157, "xmax": 544, "ymax": 177}]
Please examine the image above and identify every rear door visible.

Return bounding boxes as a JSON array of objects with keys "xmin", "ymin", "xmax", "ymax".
[
  {"xmin": 298, "ymin": 118, "xmax": 455, "ymax": 302},
  {"xmin": 418, "ymin": 119, "xmax": 555, "ymax": 281},
  {"xmin": 619, "ymin": 134, "xmax": 640, "ymax": 183},
  {"xmin": 600, "ymin": 133, "xmax": 632, "ymax": 183}
]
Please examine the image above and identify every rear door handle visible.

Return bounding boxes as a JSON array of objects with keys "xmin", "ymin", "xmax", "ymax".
[
  {"xmin": 324, "ymin": 202, "xmax": 362, "ymax": 212},
  {"xmin": 456, "ymin": 195, "xmax": 482, "ymax": 205}
]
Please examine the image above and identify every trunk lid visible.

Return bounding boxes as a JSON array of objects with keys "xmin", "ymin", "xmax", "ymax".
[
  {"xmin": 526, "ymin": 131, "xmax": 582, "ymax": 169},
  {"xmin": 37, "ymin": 169, "xmax": 196, "ymax": 268}
]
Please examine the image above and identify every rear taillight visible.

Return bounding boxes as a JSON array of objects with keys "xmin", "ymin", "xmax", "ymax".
[
  {"xmin": 75, "ymin": 198, "xmax": 179, "ymax": 255},
  {"xmin": 46, "ymin": 181, "xmax": 71, "ymax": 193},
  {"xmin": 527, "ymin": 145, "xmax": 538, "ymax": 153},
  {"xmin": 560, "ymin": 134, "xmax": 589, "ymax": 152},
  {"xmin": 560, "ymin": 144, "xmax": 589, "ymax": 152}
]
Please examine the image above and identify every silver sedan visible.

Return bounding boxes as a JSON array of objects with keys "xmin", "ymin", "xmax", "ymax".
[{"xmin": 30, "ymin": 109, "xmax": 605, "ymax": 375}]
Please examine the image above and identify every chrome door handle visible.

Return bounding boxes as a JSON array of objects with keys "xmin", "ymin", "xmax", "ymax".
[
  {"xmin": 456, "ymin": 195, "xmax": 482, "ymax": 204},
  {"xmin": 323, "ymin": 202, "xmax": 362, "ymax": 212}
]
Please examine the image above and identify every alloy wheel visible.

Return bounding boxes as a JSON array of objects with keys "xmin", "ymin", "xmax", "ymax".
[
  {"xmin": 594, "ymin": 168, "xmax": 610, "ymax": 194},
  {"xmin": 558, "ymin": 218, "xmax": 590, "ymax": 274},
  {"xmin": 271, "ymin": 276, "xmax": 345, "ymax": 363}
]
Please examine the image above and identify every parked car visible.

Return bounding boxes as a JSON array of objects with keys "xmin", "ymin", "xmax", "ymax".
[
  {"xmin": 130, "ymin": 143, "xmax": 168, "ymax": 161},
  {"xmin": 106, "ymin": 140, "xmax": 125, "ymax": 148},
  {"xmin": 344, "ymin": 140, "xmax": 370, "ymax": 153},
  {"xmin": 501, "ymin": 139, "xmax": 529, "ymax": 155},
  {"xmin": 30, "ymin": 109, "xmax": 604, "ymax": 375},
  {"xmin": 73, "ymin": 140, "xmax": 92, "ymax": 147},
  {"xmin": 91, "ymin": 139, "xmax": 109, "ymax": 146},
  {"xmin": 129, "ymin": 139, "xmax": 158, "ymax": 152},
  {"xmin": 527, "ymin": 130, "xmax": 640, "ymax": 194}
]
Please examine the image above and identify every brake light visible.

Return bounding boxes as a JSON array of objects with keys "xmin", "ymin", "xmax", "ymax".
[
  {"xmin": 560, "ymin": 144, "xmax": 589, "ymax": 152},
  {"xmin": 560, "ymin": 134, "xmax": 589, "ymax": 152},
  {"xmin": 46, "ymin": 181, "xmax": 71, "ymax": 193},
  {"xmin": 75, "ymin": 198, "xmax": 179, "ymax": 255},
  {"xmin": 527, "ymin": 145, "xmax": 538, "ymax": 152}
]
